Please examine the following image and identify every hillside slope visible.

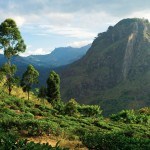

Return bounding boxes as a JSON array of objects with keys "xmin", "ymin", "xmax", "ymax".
[
  {"xmin": 0, "ymin": 85, "xmax": 149, "ymax": 149},
  {"xmin": 60, "ymin": 18, "xmax": 150, "ymax": 115}
]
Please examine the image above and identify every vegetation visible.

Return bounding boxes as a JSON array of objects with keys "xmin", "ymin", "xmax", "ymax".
[
  {"xmin": 0, "ymin": 18, "xmax": 26, "ymax": 64},
  {"xmin": 21, "ymin": 65, "xmax": 39, "ymax": 100},
  {"xmin": 47, "ymin": 71, "xmax": 61, "ymax": 106},
  {"xmin": 60, "ymin": 18, "xmax": 150, "ymax": 115},
  {"xmin": 0, "ymin": 18, "xmax": 26, "ymax": 95},
  {"xmin": 0, "ymin": 131, "xmax": 68, "ymax": 150},
  {"xmin": 81, "ymin": 132, "xmax": 150, "ymax": 150},
  {"xmin": 0, "ymin": 18, "xmax": 149, "ymax": 149},
  {"xmin": 0, "ymin": 87, "xmax": 149, "ymax": 149},
  {"xmin": 0, "ymin": 63, "xmax": 18, "ymax": 95}
]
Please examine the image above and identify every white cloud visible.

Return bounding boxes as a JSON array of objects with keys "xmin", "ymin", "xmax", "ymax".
[
  {"xmin": 68, "ymin": 40, "xmax": 92, "ymax": 47},
  {"xmin": 26, "ymin": 45, "xmax": 32, "ymax": 49},
  {"xmin": 33, "ymin": 33, "xmax": 49, "ymax": 36},
  {"xmin": 129, "ymin": 10, "xmax": 150, "ymax": 20},
  {"xmin": 39, "ymin": 24, "xmax": 96, "ymax": 39},
  {"xmin": 21, "ymin": 47, "xmax": 51, "ymax": 57},
  {"xmin": 0, "ymin": 49, "xmax": 3, "ymax": 54},
  {"xmin": 1, "ymin": 0, "xmax": 150, "ymax": 56},
  {"xmin": 13, "ymin": 16, "xmax": 25, "ymax": 27}
]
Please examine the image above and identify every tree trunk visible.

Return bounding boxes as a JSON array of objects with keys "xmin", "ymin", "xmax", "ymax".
[
  {"xmin": 8, "ymin": 84, "xmax": 11, "ymax": 95},
  {"xmin": 28, "ymin": 90, "xmax": 29, "ymax": 100}
]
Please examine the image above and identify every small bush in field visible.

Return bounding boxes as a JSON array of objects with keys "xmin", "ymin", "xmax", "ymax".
[
  {"xmin": 78, "ymin": 104, "xmax": 102, "ymax": 117},
  {"xmin": 19, "ymin": 112, "xmax": 34, "ymax": 119},
  {"xmin": 1, "ymin": 107, "xmax": 16, "ymax": 116},
  {"xmin": 64, "ymin": 99, "xmax": 78, "ymax": 116},
  {"xmin": 30, "ymin": 108, "xmax": 42, "ymax": 116}
]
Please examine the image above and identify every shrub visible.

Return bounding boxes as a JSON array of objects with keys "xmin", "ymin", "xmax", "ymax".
[
  {"xmin": 19, "ymin": 112, "xmax": 34, "ymax": 119},
  {"xmin": 81, "ymin": 132, "xmax": 150, "ymax": 150},
  {"xmin": 64, "ymin": 99, "xmax": 78, "ymax": 116},
  {"xmin": 111, "ymin": 109, "xmax": 150, "ymax": 124},
  {"xmin": 0, "ymin": 131, "xmax": 69, "ymax": 150},
  {"xmin": 30, "ymin": 108, "xmax": 42, "ymax": 116},
  {"xmin": 78, "ymin": 105, "xmax": 102, "ymax": 117}
]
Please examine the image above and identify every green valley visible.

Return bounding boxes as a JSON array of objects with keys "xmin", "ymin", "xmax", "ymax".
[{"xmin": 0, "ymin": 17, "xmax": 149, "ymax": 150}]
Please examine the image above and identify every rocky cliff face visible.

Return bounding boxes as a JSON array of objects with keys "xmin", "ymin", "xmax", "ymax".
[{"xmin": 60, "ymin": 18, "xmax": 150, "ymax": 115}]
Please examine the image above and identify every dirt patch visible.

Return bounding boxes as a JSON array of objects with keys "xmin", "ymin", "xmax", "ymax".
[
  {"xmin": 27, "ymin": 135, "xmax": 87, "ymax": 150},
  {"xmin": 27, "ymin": 136, "xmax": 57, "ymax": 147}
]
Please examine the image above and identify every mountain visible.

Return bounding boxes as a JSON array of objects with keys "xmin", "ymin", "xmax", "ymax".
[
  {"xmin": 0, "ymin": 54, "xmax": 56, "ymax": 86},
  {"xmin": 25, "ymin": 44, "xmax": 91, "ymax": 67},
  {"xmin": 60, "ymin": 18, "xmax": 150, "ymax": 115},
  {"xmin": 0, "ymin": 44, "xmax": 91, "ymax": 85}
]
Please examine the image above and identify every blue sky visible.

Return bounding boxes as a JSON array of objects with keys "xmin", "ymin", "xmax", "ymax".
[{"xmin": 0, "ymin": 0, "xmax": 150, "ymax": 56}]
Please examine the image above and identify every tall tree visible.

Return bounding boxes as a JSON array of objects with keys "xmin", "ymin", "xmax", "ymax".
[
  {"xmin": 0, "ymin": 18, "xmax": 26, "ymax": 95},
  {"xmin": 47, "ymin": 71, "xmax": 61, "ymax": 105},
  {"xmin": 0, "ymin": 18, "xmax": 26, "ymax": 65},
  {"xmin": 21, "ymin": 65, "xmax": 39, "ymax": 100}
]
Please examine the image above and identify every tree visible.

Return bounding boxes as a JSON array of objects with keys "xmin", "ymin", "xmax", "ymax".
[
  {"xmin": 46, "ymin": 71, "xmax": 61, "ymax": 105},
  {"xmin": 0, "ymin": 18, "xmax": 26, "ymax": 65},
  {"xmin": 0, "ymin": 18, "xmax": 26, "ymax": 95},
  {"xmin": 21, "ymin": 65, "xmax": 39, "ymax": 100}
]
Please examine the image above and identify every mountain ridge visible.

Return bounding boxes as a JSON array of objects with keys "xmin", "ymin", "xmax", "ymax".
[
  {"xmin": 0, "ymin": 44, "xmax": 91, "ymax": 85},
  {"xmin": 60, "ymin": 18, "xmax": 150, "ymax": 115},
  {"xmin": 25, "ymin": 44, "xmax": 91, "ymax": 67}
]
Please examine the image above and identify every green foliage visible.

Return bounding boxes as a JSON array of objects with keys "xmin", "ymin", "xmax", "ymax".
[
  {"xmin": 0, "ymin": 131, "xmax": 68, "ymax": 150},
  {"xmin": 0, "ymin": 84, "xmax": 149, "ymax": 149},
  {"xmin": 64, "ymin": 99, "xmax": 78, "ymax": 116},
  {"xmin": 21, "ymin": 65, "xmax": 39, "ymax": 100},
  {"xmin": 0, "ymin": 63, "xmax": 19, "ymax": 95},
  {"xmin": 61, "ymin": 18, "xmax": 150, "ymax": 116},
  {"xmin": 38, "ymin": 86, "xmax": 47, "ymax": 98},
  {"xmin": 19, "ymin": 112, "xmax": 34, "ymax": 119},
  {"xmin": 111, "ymin": 109, "xmax": 150, "ymax": 124},
  {"xmin": 0, "ymin": 18, "xmax": 26, "ymax": 63},
  {"xmin": 1, "ymin": 63, "xmax": 17, "ymax": 76},
  {"xmin": 47, "ymin": 71, "xmax": 61, "ymax": 105},
  {"xmin": 81, "ymin": 132, "xmax": 150, "ymax": 150},
  {"xmin": 0, "ymin": 18, "xmax": 26, "ymax": 95},
  {"xmin": 63, "ymin": 100, "xmax": 103, "ymax": 117},
  {"xmin": 78, "ymin": 104, "xmax": 102, "ymax": 117}
]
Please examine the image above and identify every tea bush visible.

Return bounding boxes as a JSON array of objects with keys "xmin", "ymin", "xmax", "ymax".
[{"xmin": 81, "ymin": 132, "xmax": 150, "ymax": 150}]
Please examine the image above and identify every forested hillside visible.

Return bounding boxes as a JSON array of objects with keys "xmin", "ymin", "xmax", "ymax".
[{"xmin": 61, "ymin": 18, "xmax": 150, "ymax": 115}]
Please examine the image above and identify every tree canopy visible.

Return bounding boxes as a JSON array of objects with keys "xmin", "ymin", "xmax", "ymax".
[
  {"xmin": 0, "ymin": 18, "xmax": 26, "ymax": 95},
  {"xmin": 21, "ymin": 65, "xmax": 39, "ymax": 100},
  {"xmin": 47, "ymin": 71, "xmax": 61, "ymax": 105},
  {"xmin": 0, "ymin": 18, "xmax": 26, "ymax": 64}
]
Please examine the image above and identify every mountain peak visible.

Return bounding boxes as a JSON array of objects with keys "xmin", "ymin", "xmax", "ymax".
[
  {"xmin": 116, "ymin": 18, "xmax": 149, "ymax": 25},
  {"xmin": 61, "ymin": 18, "xmax": 150, "ymax": 115}
]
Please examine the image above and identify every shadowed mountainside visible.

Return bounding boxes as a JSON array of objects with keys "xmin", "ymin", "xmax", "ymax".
[{"xmin": 60, "ymin": 18, "xmax": 150, "ymax": 115}]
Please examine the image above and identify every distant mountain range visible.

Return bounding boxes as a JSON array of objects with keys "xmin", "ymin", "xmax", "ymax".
[
  {"xmin": 60, "ymin": 18, "xmax": 150, "ymax": 115},
  {"xmin": 24, "ymin": 44, "xmax": 91, "ymax": 68},
  {"xmin": 0, "ymin": 44, "xmax": 91, "ymax": 84},
  {"xmin": 1, "ymin": 18, "xmax": 149, "ymax": 116}
]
